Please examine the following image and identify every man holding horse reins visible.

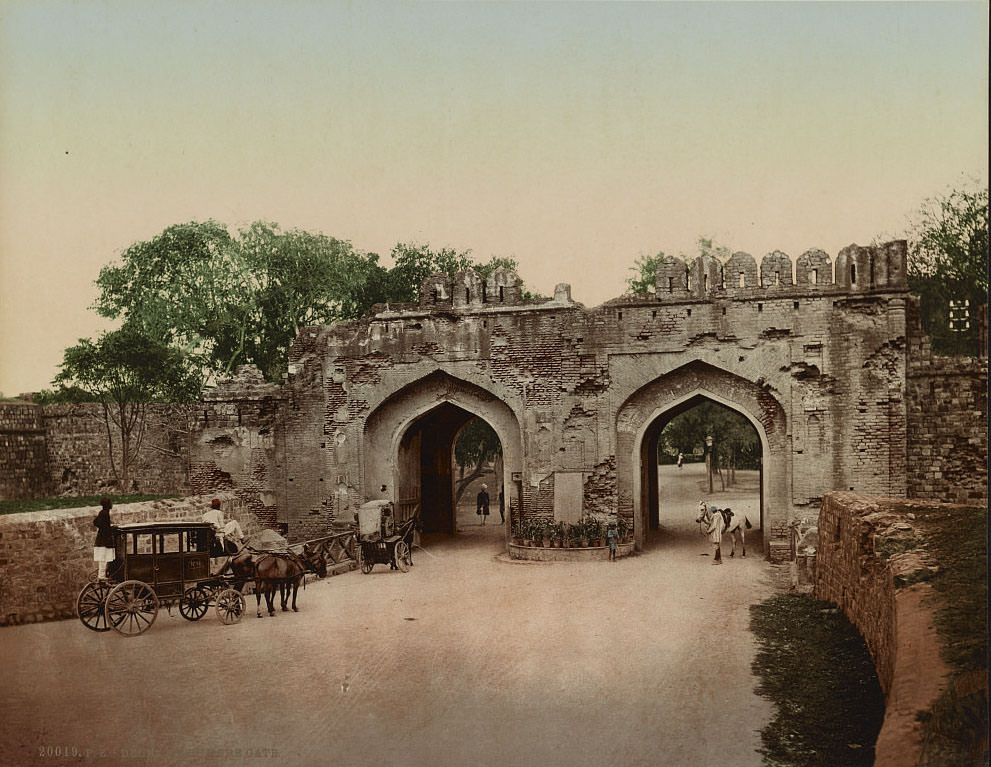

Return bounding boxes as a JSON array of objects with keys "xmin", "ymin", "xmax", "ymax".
[{"xmin": 701, "ymin": 503, "xmax": 725, "ymax": 565}]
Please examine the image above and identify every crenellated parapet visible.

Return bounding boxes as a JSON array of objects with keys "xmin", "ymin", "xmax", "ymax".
[
  {"xmin": 654, "ymin": 240, "xmax": 905, "ymax": 302},
  {"xmin": 419, "ymin": 268, "xmax": 523, "ymax": 309},
  {"xmin": 795, "ymin": 249, "xmax": 833, "ymax": 287},
  {"xmin": 688, "ymin": 254, "xmax": 723, "ymax": 298},
  {"xmin": 760, "ymin": 250, "xmax": 794, "ymax": 289},
  {"xmin": 654, "ymin": 255, "xmax": 689, "ymax": 299}
]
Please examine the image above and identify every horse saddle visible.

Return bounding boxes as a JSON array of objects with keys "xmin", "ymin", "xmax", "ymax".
[{"xmin": 719, "ymin": 509, "xmax": 734, "ymax": 526}]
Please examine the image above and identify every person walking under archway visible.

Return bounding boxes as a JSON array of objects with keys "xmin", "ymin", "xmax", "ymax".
[{"xmin": 476, "ymin": 484, "xmax": 490, "ymax": 525}]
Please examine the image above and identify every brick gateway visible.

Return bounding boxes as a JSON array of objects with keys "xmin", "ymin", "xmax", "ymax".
[{"xmin": 209, "ymin": 240, "xmax": 912, "ymax": 560}]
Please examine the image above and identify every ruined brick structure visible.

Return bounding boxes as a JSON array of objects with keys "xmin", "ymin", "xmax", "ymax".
[
  {"xmin": 262, "ymin": 241, "xmax": 916, "ymax": 559},
  {"xmin": 4, "ymin": 239, "xmax": 985, "ymax": 562}
]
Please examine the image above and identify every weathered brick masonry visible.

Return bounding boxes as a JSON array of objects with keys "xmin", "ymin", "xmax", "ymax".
[
  {"xmin": 5, "ymin": 239, "xmax": 985, "ymax": 559},
  {"xmin": 274, "ymin": 244, "xmax": 915, "ymax": 557},
  {"xmin": 906, "ymin": 300, "xmax": 988, "ymax": 505},
  {"xmin": 0, "ymin": 404, "xmax": 52, "ymax": 500},
  {"xmin": 0, "ymin": 402, "xmax": 190, "ymax": 501}
]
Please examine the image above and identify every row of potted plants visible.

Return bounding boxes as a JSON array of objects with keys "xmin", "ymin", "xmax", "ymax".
[{"xmin": 510, "ymin": 515, "xmax": 630, "ymax": 548}]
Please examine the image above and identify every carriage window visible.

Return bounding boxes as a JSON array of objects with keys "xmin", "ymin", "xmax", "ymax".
[
  {"xmin": 133, "ymin": 534, "xmax": 154, "ymax": 555},
  {"xmin": 185, "ymin": 529, "xmax": 209, "ymax": 552},
  {"xmin": 156, "ymin": 534, "xmax": 180, "ymax": 554}
]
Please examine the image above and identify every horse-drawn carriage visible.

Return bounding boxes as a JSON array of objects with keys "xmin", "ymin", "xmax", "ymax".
[
  {"xmin": 355, "ymin": 500, "xmax": 416, "ymax": 574},
  {"xmin": 75, "ymin": 521, "xmax": 247, "ymax": 636}
]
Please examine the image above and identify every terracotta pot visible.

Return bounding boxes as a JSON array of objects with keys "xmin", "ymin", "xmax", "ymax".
[
  {"xmin": 522, "ymin": 539, "xmax": 532, "ymax": 547},
  {"xmin": 581, "ymin": 539, "xmax": 590, "ymax": 548},
  {"xmin": 512, "ymin": 537, "xmax": 523, "ymax": 546}
]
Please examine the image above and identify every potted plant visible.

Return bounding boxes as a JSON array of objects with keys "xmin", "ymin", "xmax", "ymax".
[
  {"xmin": 616, "ymin": 516, "xmax": 630, "ymax": 544},
  {"xmin": 585, "ymin": 516, "xmax": 604, "ymax": 547},
  {"xmin": 511, "ymin": 519, "xmax": 524, "ymax": 546}
]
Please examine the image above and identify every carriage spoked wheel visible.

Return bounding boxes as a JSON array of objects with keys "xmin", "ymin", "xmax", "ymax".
[
  {"xmin": 178, "ymin": 586, "xmax": 210, "ymax": 621},
  {"xmin": 393, "ymin": 541, "xmax": 411, "ymax": 573},
  {"xmin": 215, "ymin": 588, "xmax": 245, "ymax": 625},
  {"xmin": 359, "ymin": 548, "xmax": 373, "ymax": 574},
  {"xmin": 76, "ymin": 581, "xmax": 113, "ymax": 632},
  {"xmin": 104, "ymin": 580, "xmax": 159, "ymax": 637}
]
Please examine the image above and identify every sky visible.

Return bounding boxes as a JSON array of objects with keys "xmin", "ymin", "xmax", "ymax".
[{"xmin": 0, "ymin": 0, "xmax": 987, "ymax": 396}]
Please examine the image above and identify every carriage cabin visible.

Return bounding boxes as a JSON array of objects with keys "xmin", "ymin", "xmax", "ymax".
[{"xmin": 109, "ymin": 522, "xmax": 215, "ymax": 599}]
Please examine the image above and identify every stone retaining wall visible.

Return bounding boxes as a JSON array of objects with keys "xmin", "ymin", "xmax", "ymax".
[
  {"xmin": 0, "ymin": 494, "xmax": 261, "ymax": 626},
  {"xmin": 815, "ymin": 492, "xmax": 962, "ymax": 767}
]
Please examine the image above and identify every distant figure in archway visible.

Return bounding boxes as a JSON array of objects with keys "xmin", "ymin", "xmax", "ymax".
[
  {"xmin": 677, "ymin": 452, "xmax": 684, "ymax": 469},
  {"xmin": 498, "ymin": 489, "xmax": 505, "ymax": 524},
  {"xmin": 476, "ymin": 484, "xmax": 490, "ymax": 525}
]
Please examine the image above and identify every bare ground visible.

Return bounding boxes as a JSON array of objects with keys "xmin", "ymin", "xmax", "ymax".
[{"xmin": 0, "ymin": 463, "xmax": 777, "ymax": 767}]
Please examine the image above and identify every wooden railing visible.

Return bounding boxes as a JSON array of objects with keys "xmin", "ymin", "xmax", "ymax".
[{"xmin": 291, "ymin": 529, "xmax": 359, "ymax": 577}]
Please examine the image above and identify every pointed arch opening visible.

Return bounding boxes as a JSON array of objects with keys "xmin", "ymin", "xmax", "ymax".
[{"xmin": 363, "ymin": 371, "xmax": 523, "ymax": 546}]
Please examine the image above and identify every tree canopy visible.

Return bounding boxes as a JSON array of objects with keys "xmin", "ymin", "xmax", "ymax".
[
  {"xmin": 52, "ymin": 327, "xmax": 199, "ymax": 489},
  {"xmin": 903, "ymin": 182, "xmax": 988, "ymax": 356}
]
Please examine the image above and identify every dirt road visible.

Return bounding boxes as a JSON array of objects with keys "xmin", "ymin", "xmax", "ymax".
[{"xmin": 1, "ymin": 464, "xmax": 776, "ymax": 767}]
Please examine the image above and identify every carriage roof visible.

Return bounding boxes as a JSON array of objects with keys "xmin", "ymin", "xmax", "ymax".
[{"xmin": 113, "ymin": 521, "xmax": 216, "ymax": 536}]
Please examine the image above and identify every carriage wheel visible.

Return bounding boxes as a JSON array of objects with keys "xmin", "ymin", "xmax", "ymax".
[
  {"xmin": 394, "ymin": 541, "xmax": 411, "ymax": 573},
  {"xmin": 359, "ymin": 549, "xmax": 373, "ymax": 574},
  {"xmin": 76, "ymin": 581, "xmax": 112, "ymax": 632},
  {"xmin": 215, "ymin": 588, "xmax": 245, "ymax": 625},
  {"xmin": 178, "ymin": 586, "xmax": 210, "ymax": 622},
  {"xmin": 105, "ymin": 580, "xmax": 159, "ymax": 637}
]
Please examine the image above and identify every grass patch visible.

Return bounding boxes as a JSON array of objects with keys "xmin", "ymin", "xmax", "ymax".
[
  {"xmin": 750, "ymin": 593, "xmax": 884, "ymax": 767},
  {"xmin": 908, "ymin": 504, "xmax": 988, "ymax": 767},
  {"xmin": 0, "ymin": 494, "xmax": 181, "ymax": 516}
]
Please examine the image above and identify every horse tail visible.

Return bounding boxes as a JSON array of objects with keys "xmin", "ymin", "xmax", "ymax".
[{"xmin": 745, "ymin": 518, "xmax": 753, "ymax": 529}]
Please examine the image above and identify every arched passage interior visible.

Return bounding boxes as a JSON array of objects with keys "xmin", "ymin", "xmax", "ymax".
[
  {"xmin": 615, "ymin": 360, "xmax": 789, "ymax": 556},
  {"xmin": 641, "ymin": 394, "xmax": 764, "ymax": 535},
  {"xmin": 362, "ymin": 371, "xmax": 523, "ymax": 539},
  {"xmin": 397, "ymin": 404, "xmax": 504, "ymax": 534}
]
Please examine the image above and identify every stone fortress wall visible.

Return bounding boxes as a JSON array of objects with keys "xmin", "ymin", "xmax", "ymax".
[
  {"xmin": 2, "ymin": 240, "xmax": 986, "ymax": 554},
  {"xmin": 280, "ymin": 242, "xmax": 918, "ymax": 558}
]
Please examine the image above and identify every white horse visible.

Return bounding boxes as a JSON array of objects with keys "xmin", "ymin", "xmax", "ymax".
[{"xmin": 696, "ymin": 500, "xmax": 753, "ymax": 558}]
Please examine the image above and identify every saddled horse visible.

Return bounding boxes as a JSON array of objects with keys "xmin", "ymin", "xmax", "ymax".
[
  {"xmin": 218, "ymin": 544, "xmax": 327, "ymax": 617},
  {"xmin": 696, "ymin": 500, "xmax": 753, "ymax": 558}
]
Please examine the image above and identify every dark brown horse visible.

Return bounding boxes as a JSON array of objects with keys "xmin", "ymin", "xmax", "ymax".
[{"xmin": 218, "ymin": 544, "xmax": 327, "ymax": 617}]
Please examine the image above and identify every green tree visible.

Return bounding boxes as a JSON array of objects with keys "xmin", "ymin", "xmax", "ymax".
[
  {"xmin": 660, "ymin": 401, "xmax": 760, "ymax": 488},
  {"xmin": 453, "ymin": 417, "xmax": 502, "ymax": 503},
  {"xmin": 93, "ymin": 221, "xmax": 255, "ymax": 386},
  {"xmin": 93, "ymin": 220, "xmax": 387, "ymax": 385},
  {"xmin": 383, "ymin": 242, "xmax": 475, "ymax": 304},
  {"xmin": 904, "ymin": 183, "xmax": 988, "ymax": 356},
  {"xmin": 238, "ymin": 222, "xmax": 389, "ymax": 380},
  {"xmin": 53, "ymin": 327, "xmax": 199, "ymax": 491},
  {"xmin": 627, "ymin": 252, "xmax": 667, "ymax": 295}
]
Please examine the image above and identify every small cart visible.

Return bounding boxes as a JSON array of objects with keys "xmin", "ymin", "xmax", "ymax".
[
  {"xmin": 76, "ymin": 521, "xmax": 246, "ymax": 637},
  {"xmin": 356, "ymin": 500, "xmax": 416, "ymax": 574}
]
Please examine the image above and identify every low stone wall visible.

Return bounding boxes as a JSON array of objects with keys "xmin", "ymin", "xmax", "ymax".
[
  {"xmin": 508, "ymin": 541, "xmax": 635, "ymax": 561},
  {"xmin": 814, "ymin": 493, "xmax": 961, "ymax": 767},
  {"xmin": 0, "ymin": 494, "xmax": 261, "ymax": 626}
]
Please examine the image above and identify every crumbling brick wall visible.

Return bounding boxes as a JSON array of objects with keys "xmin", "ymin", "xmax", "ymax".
[
  {"xmin": 0, "ymin": 404, "xmax": 52, "ymax": 500},
  {"xmin": 42, "ymin": 403, "xmax": 192, "ymax": 496},
  {"xmin": 189, "ymin": 366, "xmax": 285, "ymax": 533},
  {"xmin": 905, "ymin": 299, "xmax": 988, "ymax": 504},
  {"xmin": 280, "ymin": 242, "xmax": 913, "ymax": 558},
  {"xmin": 814, "ymin": 492, "xmax": 978, "ymax": 767}
]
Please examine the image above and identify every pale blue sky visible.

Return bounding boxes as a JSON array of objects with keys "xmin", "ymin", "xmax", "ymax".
[{"xmin": 1, "ymin": 1, "xmax": 987, "ymax": 394}]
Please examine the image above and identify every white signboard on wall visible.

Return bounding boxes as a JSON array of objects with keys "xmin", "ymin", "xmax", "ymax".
[{"xmin": 553, "ymin": 472, "xmax": 584, "ymax": 524}]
